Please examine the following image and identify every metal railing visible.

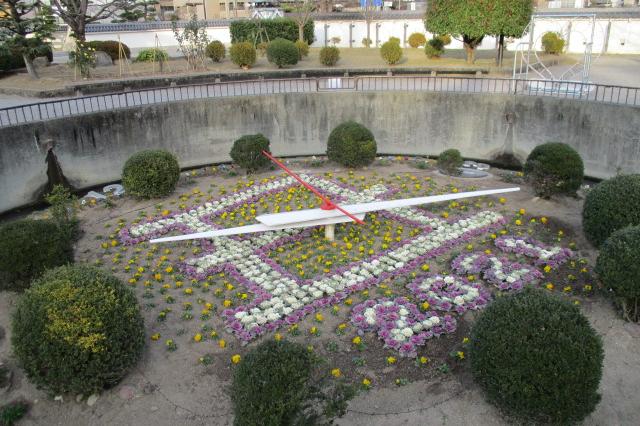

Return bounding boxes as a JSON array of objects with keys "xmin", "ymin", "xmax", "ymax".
[{"xmin": 1, "ymin": 76, "xmax": 638, "ymax": 128}]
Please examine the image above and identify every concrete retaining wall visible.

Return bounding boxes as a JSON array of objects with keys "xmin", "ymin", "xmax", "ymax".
[{"xmin": 1, "ymin": 92, "xmax": 639, "ymax": 213}]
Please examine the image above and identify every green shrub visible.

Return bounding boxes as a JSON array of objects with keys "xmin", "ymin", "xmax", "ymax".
[
  {"xmin": 230, "ymin": 134, "xmax": 271, "ymax": 172},
  {"xmin": 0, "ymin": 220, "xmax": 73, "ymax": 292},
  {"xmin": 11, "ymin": 265, "xmax": 145, "ymax": 395},
  {"xmin": 327, "ymin": 121, "xmax": 377, "ymax": 168},
  {"xmin": 470, "ymin": 288, "xmax": 604, "ymax": 424},
  {"xmin": 319, "ymin": 46, "xmax": 340, "ymax": 66},
  {"xmin": 596, "ymin": 226, "xmax": 640, "ymax": 321},
  {"xmin": 230, "ymin": 18, "xmax": 314, "ymax": 45},
  {"xmin": 294, "ymin": 40, "xmax": 309, "ymax": 58},
  {"xmin": 437, "ymin": 34, "xmax": 452, "ymax": 46},
  {"xmin": 266, "ymin": 38, "xmax": 299, "ymax": 68},
  {"xmin": 256, "ymin": 41, "xmax": 268, "ymax": 57},
  {"xmin": 408, "ymin": 32, "xmax": 427, "ymax": 48},
  {"xmin": 437, "ymin": 149, "xmax": 463, "ymax": 175},
  {"xmin": 231, "ymin": 340, "xmax": 313, "ymax": 425},
  {"xmin": 388, "ymin": 36, "xmax": 401, "ymax": 46},
  {"xmin": 0, "ymin": 400, "xmax": 29, "ymax": 426},
  {"xmin": 135, "ymin": 48, "xmax": 168, "ymax": 63},
  {"xmin": 231, "ymin": 340, "xmax": 355, "ymax": 425},
  {"xmin": 45, "ymin": 184, "xmax": 79, "ymax": 240},
  {"xmin": 524, "ymin": 142, "xmax": 584, "ymax": 198},
  {"xmin": 229, "ymin": 42, "xmax": 257, "ymax": 68},
  {"xmin": 206, "ymin": 40, "xmax": 226, "ymax": 62},
  {"xmin": 582, "ymin": 174, "xmax": 640, "ymax": 247},
  {"xmin": 541, "ymin": 32, "xmax": 565, "ymax": 55},
  {"xmin": 425, "ymin": 38, "xmax": 445, "ymax": 58},
  {"xmin": 86, "ymin": 40, "xmax": 131, "ymax": 60},
  {"xmin": 380, "ymin": 40, "xmax": 402, "ymax": 65},
  {"xmin": 361, "ymin": 37, "xmax": 372, "ymax": 47},
  {"xmin": 0, "ymin": 43, "xmax": 52, "ymax": 72},
  {"xmin": 121, "ymin": 150, "xmax": 180, "ymax": 198}
]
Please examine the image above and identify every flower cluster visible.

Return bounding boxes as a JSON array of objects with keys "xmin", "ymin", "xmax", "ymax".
[
  {"xmin": 494, "ymin": 235, "xmax": 573, "ymax": 267},
  {"xmin": 407, "ymin": 274, "xmax": 490, "ymax": 313},
  {"xmin": 351, "ymin": 298, "xmax": 456, "ymax": 358},
  {"xmin": 451, "ymin": 253, "xmax": 543, "ymax": 291}
]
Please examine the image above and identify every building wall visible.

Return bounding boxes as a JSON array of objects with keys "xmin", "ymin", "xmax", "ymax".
[{"xmin": 1, "ymin": 91, "xmax": 638, "ymax": 213}]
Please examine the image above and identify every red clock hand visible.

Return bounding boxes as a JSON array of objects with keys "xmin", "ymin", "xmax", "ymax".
[{"xmin": 262, "ymin": 151, "xmax": 365, "ymax": 225}]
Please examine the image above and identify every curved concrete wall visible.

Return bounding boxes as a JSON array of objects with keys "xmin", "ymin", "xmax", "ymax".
[{"xmin": 1, "ymin": 92, "xmax": 639, "ymax": 213}]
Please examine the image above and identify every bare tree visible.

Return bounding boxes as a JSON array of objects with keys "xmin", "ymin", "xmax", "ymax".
[
  {"xmin": 290, "ymin": 0, "xmax": 314, "ymax": 42},
  {"xmin": 50, "ymin": 0, "xmax": 125, "ymax": 41},
  {"xmin": 361, "ymin": 0, "xmax": 380, "ymax": 47}
]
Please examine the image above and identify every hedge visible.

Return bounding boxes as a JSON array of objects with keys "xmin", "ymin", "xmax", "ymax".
[{"xmin": 230, "ymin": 18, "xmax": 314, "ymax": 45}]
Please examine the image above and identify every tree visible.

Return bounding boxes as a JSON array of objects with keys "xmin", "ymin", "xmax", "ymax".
[
  {"xmin": 361, "ymin": 0, "xmax": 380, "ymax": 48},
  {"xmin": 487, "ymin": 0, "xmax": 532, "ymax": 66},
  {"xmin": 111, "ymin": 0, "xmax": 158, "ymax": 23},
  {"xmin": 50, "ymin": 0, "xmax": 124, "ymax": 41},
  {"xmin": 425, "ymin": 0, "xmax": 532, "ymax": 65},
  {"xmin": 290, "ymin": 0, "xmax": 314, "ymax": 42},
  {"xmin": 0, "ymin": 0, "xmax": 56, "ymax": 79}
]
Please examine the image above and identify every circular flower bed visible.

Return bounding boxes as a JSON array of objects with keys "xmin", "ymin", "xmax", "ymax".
[{"xmin": 351, "ymin": 298, "xmax": 456, "ymax": 358}]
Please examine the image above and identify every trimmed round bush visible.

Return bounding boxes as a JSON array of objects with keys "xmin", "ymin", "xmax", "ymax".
[
  {"xmin": 437, "ymin": 149, "xmax": 463, "ymax": 175},
  {"xmin": 230, "ymin": 134, "xmax": 271, "ymax": 172},
  {"xmin": 524, "ymin": 142, "xmax": 584, "ymax": 198},
  {"xmin": 121, "ymin": 150, "xmax": 180, "ymax": 198},
  {"xmin": 361, "ymin": 38, "xmax": 372, "ymax": 47},
  {"xmin": 425, "ymin": 38, "xmax": 445, "ymax": 58},
  {"xmin": 206, "ymin": 40, "xmax": 226, "ymax": 62},
  {"xmin": 229, "ymin": 42, "xmax": 257, "ymax": 68},
  {"xmin": 295, "ymin": 40, "xmax": 309, "ymax": 58},
  {"xmin": 542, "ymin": 32, "xmax": 565, "ymax": 54},
  {"xmin": 231, "ymin": 340, "xmax": 314, "ymax": 425},
  {"xmin": 408, "ymin": 32, "xmax": 427, "ymax": 48},
  {"xmin": 86, "ymin": 40, "xmax": 130, "ymax": 60},
  {"xmin": 11, "ymin": 265, "xmax": 145, "ymax": 395},
  {"xmin": 327, "ymin": 121, "xmax": 377, "ymax": 168},
  {"xmin": 596, "ymin": 226, "xmax": 640, "ymax": 320},
  {"xmin": 135, "ymin": 48, "xmax": 168, "ymax": 63},
  {"xmin": 0, "ymin": 220, "xmax": 73, "ymax": 292},
  {"xmin": 470, "ymin": 288, "xmax": 604, "ymax": 424},
  {"xmin": 380, "ymin": 40, "xmax": 402, "ymax": 65},
  {"xmin": 582, "ymin": 174, "xmax": 640, "ymax": 247},
  {"xmin": 266, "ymin": 38, "xmax": 299, "ymax": 68},
  {"xmin": 437, "ymin": 34, "xmax": 452, "ymax": 46},
  {"xmin": 319, "ymin": 46, "xmax": 340, "ymax": 66}
]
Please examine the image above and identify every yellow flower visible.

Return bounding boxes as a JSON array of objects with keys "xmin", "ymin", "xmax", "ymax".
[
  {"xmin": 457, "ymin": 351, "xmax": 465, "ymax": 360},
  {"xmin": 352, "ymin": 336, "xmax": 362, "ymax": 345},
  {"xmin": 499, "ymin": 197, "xmax": 506, "ymax": 204},
  {"xmin": 519, "ymin": 208, "xmax": 526, "ymax": 215},
  {"xmin": 543, "ymin": 265, "xmax": 552, "ymax": 273},
  {"xmin": 231, "ymin": 354, "xmax": 241, "ymax": 364},
  {"xmin": 315, "ymin": 313, "xmax": 324, "ymax": 322},
  {"xmin": 441, "ymin": 211, "xmax": 449, "ymax": 219},
  {"xmin": 546, "ymin": 283, "xmax": 554, "ymax": 290},
  {"xmin": 386, "ymin": 356, "xmax": 397, "ymax": 365},
  {"xmin": 223, "ymin": 299, "xmax": 232, "ymax": 307},
  {"xmin": 515, "ymin": 219, "xmax": 522, "ymax": 226},
  {"xmin": 218, "ymin": 339, "xmax": 226, "ymax": 348},
  {"xmin": 165, "ymin": 266, "xmax": 173, "ymax": 273},
  {"xmin": 194, "ymin": 333, "xmax": 202, "ymax": 342},
  {"xmin": 419, "ymin": 356, "xmax": 429, "ymax": 365},
  {"xmin": 344, "ymin": 298, "xmax": 353, "ymax": 306},
  {"xmin": 184, "ymin": 288, "xmax": 193, "ymax": 295},
  {"xmin": 421, "ymin": 264, "xmax": 430, "ymax": 272},
  {"xmin": 310, "ymin": 326, "xmax": 318, "ymax": 335},
  {"xmin": 362, "ymin": 378, "xmax": 371, "ymax": 387},
  {"xmin": 338, "ymin": 323, "xmax": 347, "ymax": 330},
  {"xmin": 274, "ymin": 333, "xmax": 283, "ymax": 341},
  {"xmin": 331, "ymin": 368, "xmax": 341, "ymax": 378},
  {"xmin": 151, "ymin": 333, "xmax": 161, "ymax": 341},
  {"xmin": 111, "ymin": 239, "xmax": 118, "ymax": 247},
  {"xmin": 541, "ymin": 217, "xmax": 548, "ymax": 224},
  {"xmin": 421, "ymin": 301, "xmax": 430, "ymax": 310}
]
